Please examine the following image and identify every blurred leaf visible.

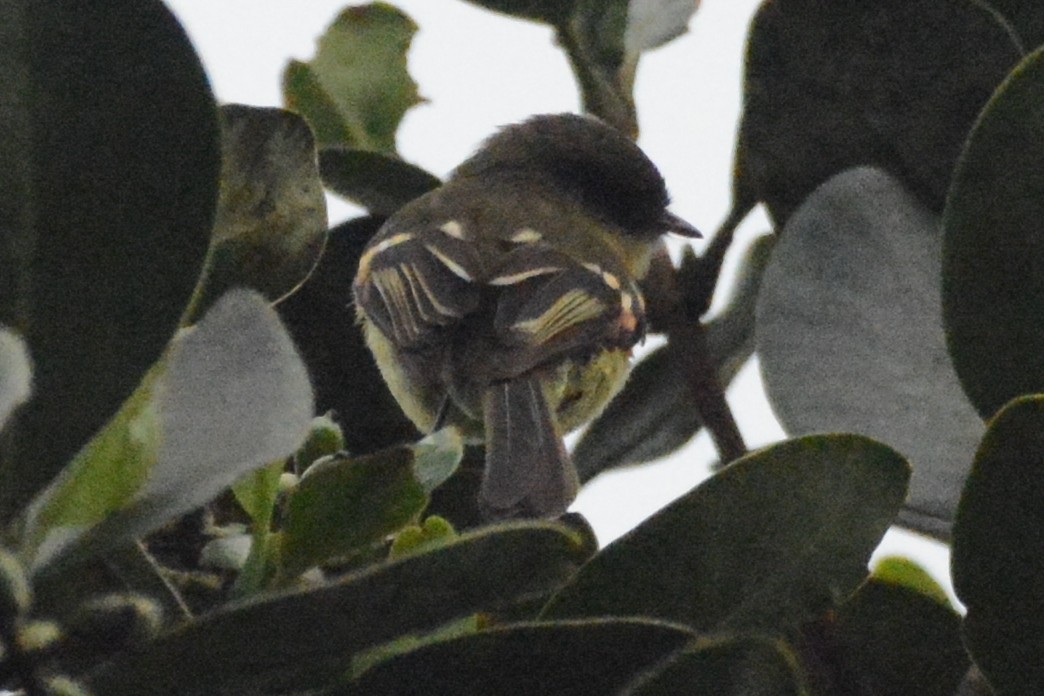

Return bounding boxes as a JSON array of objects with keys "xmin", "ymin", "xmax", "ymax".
[
  {"xmin": 756, "ymin": 167, "xmax": 984, "ymax": 540},
  {"xmin": 0, "ymin": 329, "xmax": 32, "ymax": 431},
  {"xmin": 952, "ymin": 395, "xmax": 1044, "ymax": 694},
  {"xmin": 277, "ymin": 217, "xmax": 419, "ymax": 454},
  {"xmin": 184, "ymin": 105, "xmax": 327, "ymax": 324},
  {"xmin": 282, "ymin": 3, "xmax": 422, "ymax": 152},
  {"xmin": 389, "ymin": 515, "xmax": 457, "ymax": 559},
  {"xmin": 319, "ymin": 147, "xmax": 441, "ymax": 216},
  {"xmin": 736, "ymin": 0, "xmax": 1019, "ymax": 225},
  {"xmin": 295, "ymin": 412, "xmax": 346, "ymax": 472},
  {"xmin": 623, "ymin": 0, "xmax": 700, "ymax": 55},
  {"xmin": 279, "ymin": 448, "xmax": 427, "ymax": 576},
  {"xmin": 23, "ymin": 290, "xmax": 313, "ymax": 574},
  {"xmin": 943, "ymin": 47, "xmax": 1044, "ymax": 421},
  {"xmin": 872, "ymin": 556, "xmax": 951, "ymax": 607},
  {"xmin": 410, "ymin": 427, "xmax": 464, "ymax": 493},
  {"xmin": 986, "ymin": 0, "xmax": 1044, "ymax": 48},
  {"xmin": 88, "ymin": 522, "xmax": 592, "ymax": 695},
  {"xmin": 458, "ymin": 0, "xmax": 573, "ymax": 24},
  {"xmin": 231, "ymin": 461, "xmax": 283, "ymax": 528},
  {"xmin": 544, "ymin": 434, "xmax": 909, "ymax": 634},
  {"xmin": 338, "ymin": 619, "xmax": 695, "ymax": 696},
  {"xmin": 826, "ymin": 580, "xmax": 968, "ymax": 696},
  {"xmin": 0, "ymin": 0, "xmax": 219, "ymax": 519},
  {"xmin": 574, "ymin": 234, "xmax": 773, "ymax": 480},
  {"xmin": 622, "ymin": 636, "xmax": 802, "ymax": 696}
]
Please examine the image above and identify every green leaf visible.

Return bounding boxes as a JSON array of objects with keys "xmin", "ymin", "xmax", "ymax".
[
  {"xmin": 0, "ymin": 0, "xmax": 220, "ymax": 519},
  {"xmin": 543, "ymin": 434, "xmax": 909, "ymax": 634},
  {"xmin": 184, "ymin": 105, "xmax": 328, "ymax": 324},
  {"xmin": 574, "ymin": 234, "xmax": 773, "ymax": 480},
  {"xmin": 0, "ymin": 329, "xmax": 32, "ymax": 431},
  {"xmin": 87, "ymin": 522, "xmax": 592, "ymax": 695},
  {"xmin": 986, "ymin": 0, "xmax": 1044, "ymax": 49},
  {"xmin": 22, "ymin": 290, "xmax": 313, "ymax": 574},
  {"xmin": 338, "ymin": 619, "xmax": 695, "ymax": 696},
  {"xmin": 231, "ymin": 461, "xmax": 283, "ymax": 529},
  {"xmin": 277, "ymin": 217, "xmax": 420, "ymax": 454},
  {"xmin": 735, "ymin": 0, "xmax": 1019, "ymax": 225},
  {"xmin": 943, "ymin": 46, "xmax": 1044, "ymax": 421},
  {"xmin": 756, "ymin": 167, "xmax": 984, "ymax": 540},
  {"xmin": 952, "ymin": 395, "xmax": 1044, "ymax": 694},
  {"xmin": 282, "ymin": 3, "xmax": 423, "ymax": 152},
  {"xmin": 622, "ymin": 636, "xmax": 803, "ymax": 696},
  {"xmin": 410, "ymin": 427, "xmax": 464, "ymax": 493},
  {"xmin": 458, "ymin": 0, "xmax": 574, "ymax": 24},
  {"xmin": 319, "ymin": 147, "xmax": 441, "ymax": 216},
  {"xmin": 827, "ymin": 580, "xmax": 968, "ymax": 696},
  {"xmin": 279, "ymin": 447, "xmax": 428, "ymax": 577},
  {"xmin": 872, "ymin": 556, "xmax": 951, "ymax": 607},
  {"xmin": 295, "ymin": 412, "xmax": 346, "ymax": 472}
]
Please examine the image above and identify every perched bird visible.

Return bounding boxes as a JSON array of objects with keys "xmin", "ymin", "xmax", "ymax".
[{"xmin": 352, "ymin": 113, "xmax": 699, "ymax": 519}]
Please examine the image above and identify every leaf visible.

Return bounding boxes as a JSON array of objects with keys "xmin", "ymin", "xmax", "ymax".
[
  {"xmin": 623, "ymin": 0, "xmax": 700, "ymax": 55},
  {"xmin": 184, "ymin": 105, "xmax": 328, "ymax": 324},
  {"xmin": 0, "ymin": 329, "xmax": 32, "ymax": 431},
  {"xmin": 827, "ymin": 580, "xmax": 968, "ymax": 696},
  {"xmin": 22, "ymin": 290, "xmax": 313, "ymax": 574},
  {"xmin": 986, "ymin": 0, "xmax": 1044, "ymax": 49},
  {"xmin": 231, "ymin": 460, "xmax": 283, "ymax": 528},
  {"xmin": 319, "ymin": 147, "xmax": 441, "ymax": 216},
  {"xmin": 622, "ymin": 636, "xmax": 802, "ymax": 696},
  {"xmin": 279, "ymin": 448, "xmax": 427, "ymax": 577},
  {"xmin": 543, "ymin": 434, "xmax": 909, "ymax": 634},
  {"xmin": 0, "ymin": 0, "xmax": 219, "ymax": 519},
  {"xmin": 458, "ymin": 0, "xmax": 574, "ymax": 24},
  {"xmin": 756, "ymin": 167, "xmax": 984, "ymax": 540},
  {"xmin": 735, "ymin": 0, "xmax": 1020, "ymax": 225},
  {"xmin": 410, "ymin": 427, "xmax": 464, "ymax": 493},
  {"xmin": 952, "ymin": 395, "xmax": 1044, "ymax": 695},
  {"xmin": 282, "ymin": 3, "xmax": 423, "ymax": 153},
  {"xmin": 87, "ymin": 522, "xmax": 592, "ymax": 695},
  {"xmin": 943, "ymin": 47, "xmax": 1044, "ymax": 421},
  {"xmin": 573, "ymin": 234, "xmax": 774, "ymax": 480},
  {"xmin": 872, "ymin": 556, "xmax": 951, "ymax": 607},
  {"xmin": 277, "ymin": 216, "xmax": 419, "ymax": 454},
  {"xmin": 338, "ymin": 619, "xmax": 695, "ymax": 696}
]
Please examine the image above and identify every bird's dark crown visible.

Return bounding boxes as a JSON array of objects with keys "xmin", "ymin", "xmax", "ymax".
[{"xmin": 450, "ymin": 113, "xmax": 672, "ymax": 237}]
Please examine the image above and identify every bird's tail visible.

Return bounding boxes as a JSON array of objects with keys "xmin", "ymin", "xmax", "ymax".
[{"xmin": 480, "ymin": 376, "xmax": 578, "ymax": 519}]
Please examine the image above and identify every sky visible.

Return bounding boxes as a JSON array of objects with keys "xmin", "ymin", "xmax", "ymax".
[{"xmin": 164, "ymin": 0, "xmax": 954, "ymax": 599}]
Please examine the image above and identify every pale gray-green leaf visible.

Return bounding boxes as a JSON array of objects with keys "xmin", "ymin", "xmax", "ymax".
[
  {"xmin": 0, "ymin": 328, "xmax": 31, "ymax": 430},
  {"xmin": 624, "ymin": 0, "xmax": 699, "ymax": 54}
]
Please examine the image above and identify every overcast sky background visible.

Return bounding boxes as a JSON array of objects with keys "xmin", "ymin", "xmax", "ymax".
[{"xmin": 165, "ymin": 0, "xmax": 955, "ymax": 600}]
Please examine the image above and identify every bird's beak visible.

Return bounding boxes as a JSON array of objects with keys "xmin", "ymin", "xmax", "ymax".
[{"xmin": 661, "ymin": 211, "xmax": 702, "ymax": 238}]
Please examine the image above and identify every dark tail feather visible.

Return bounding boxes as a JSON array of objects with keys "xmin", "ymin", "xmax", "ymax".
[{"xmin": 480, "ymin": 376, "xmax": 578, "ymax": 519}]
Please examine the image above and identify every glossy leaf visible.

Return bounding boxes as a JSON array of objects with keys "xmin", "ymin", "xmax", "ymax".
[
  {"xmin": 338, "ymin": 619, "xmax": 695, "ymax": 696},
  {"xmin": 735, "ymin": 0, "xmax": 1019, "ymax": 225},
  {"xmin": 622, "ymin": 636, "xmax": 802, "ymax": 696},
  {"xmin": 943, "ymin": 47, "xmax": 1044, "ymax": 420},
  {"xmin": 277, "ymin": 217, "xmax": 419, "ymax": 454},
  {"xmin": 756, "ymin": 167, "xmax": 984, "ymax": 539},
  {"xmin": 87, "ymin": 522, "xmax": 592, "ymax": 695},
  {"xmin": 0, "ymin": 329, "xmax": 31, "ymax": 431},
  {"xmin": 23, "ymin": 290, "xmax": 313, "ymax": 573},
  {"xmin": 828, "ymin": 580, "xmax": 967, "ymax": 696},
  {"xmin": 282, "ymin": 3, "xmax": 422, "ymax": 153},
  {"xmin": 952, "ymin": 395, "xmax": 1044, "ymax": 695},
  {"xmin": 184, "ymin": 105, "xmax": 327, "ymax": 324},
  {"xmin": 872, "ymin": 556, "xmax": 951, "ymax": 607},
  {"xmin": 319, "ymin": 147, "xmax": 441, "ymax": 216},
  {"xmin": 574, "ymin": 234, "xmax": 773, "ymax": 480},
  {"xmin": 544, "ymin": 434, "xmax": 909, "ymax": 634},
  {"xmin": 0, "ymin": 0, "xmax": 219, "ymax": 519}
]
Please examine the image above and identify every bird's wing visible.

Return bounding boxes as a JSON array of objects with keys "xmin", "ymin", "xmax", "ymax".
[{"xmin": 353, "ymin": 222, "xmax": 484, "ymax": 349}]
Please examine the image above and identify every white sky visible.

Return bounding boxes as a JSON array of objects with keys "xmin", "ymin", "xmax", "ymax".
[{"xmin": 165, "ymin": 0, "xmax": 954, "ymax": 601}]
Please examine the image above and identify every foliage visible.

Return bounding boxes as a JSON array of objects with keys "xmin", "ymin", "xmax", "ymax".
[{"xmin": 0, "ymin": 0, "xmax": 1041, "ymax": 693}]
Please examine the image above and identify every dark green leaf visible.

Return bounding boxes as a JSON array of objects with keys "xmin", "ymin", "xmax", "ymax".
[
  {"xmin": 282, "ymin": 3, "xmax": 422, "ymax": 152},
  {"xmin": 952, "ymin": 395, "xmax": 1044, "ymax": 695},
  {"xmin": 986, "ymin": 0, "xmax": 1044, "ymax": 48},
  {"xmin": 757, "ymin": 167, "xmax": 984, "ymax": 540},
  {"xmin": 458, "ymin": 0, "xmax": 574, "ymax": 24},
  {"xmin": 319, "ymin": 147, "xmax": 441, "ymax": 216},
  {"xmin": 0, "ymin": 0, "xmax": 219, "ymax": 519},
  {"xmin": 279, "ymin": 448, "xmax": 427, "ymax": 576},
  {"xmin": 574, "ymin": 234, "xmax": 773, "ymax": 480},
  {"xmin": 277, "ymin": 217, "xmax": 420, "ymax": 454},
  {"xmin": 736, "ymin": 0, "xmax": 1019, "ymax": 225},
  {"xmin": 87, "ymin": 522, "xmax": 592, "ymax": 695},
  {"xmin": 544, "ymin": 434, "xmax": 909, "ymax": 634},
  {"xmin": 622, "ymin": 636, "xmax": 802, "ymax": 696},
  {"xmin": 184, "ymin": 105, "xmax": 327, "ymax": 324},
  {"xmin": 943, "ymin": 46, "xmax": 1044, "ymax": 420},
  {"xmin": 338, "ymin": 619, "xmax": 695, "ymax": 696},
  {"xmin": 826, "ymin": 580, "xmax": 967, "ymax": 696}
]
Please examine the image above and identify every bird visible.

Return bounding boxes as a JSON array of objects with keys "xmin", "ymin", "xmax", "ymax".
[{"xmin": 352, "ymin": 113, "xmax": 699, "ymax": 519}]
